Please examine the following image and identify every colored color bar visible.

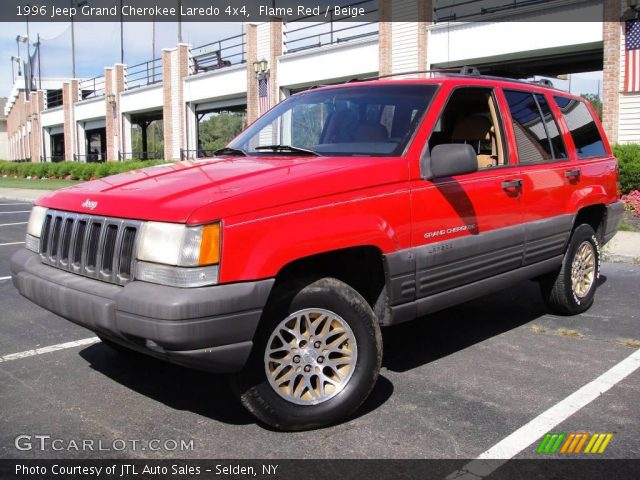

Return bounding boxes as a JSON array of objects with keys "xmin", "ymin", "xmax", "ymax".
[
  {"xmin": 560, "ymin": 433, "xmax": 575, "ymax": 454},
  {"xmin": 574, "ymin": 433, "xmax": 589, "ymax": 454},
  {"xmin": 550, "ymin": 433, "xmax": 566, "ymax": 454},
  {"xmin": 537, "ymin": 434, "xmax": 552, "ymax": 454},
  {"xmin": 584, "ymin": 434, "xmax": 598, "ymax": 453},
  {"xmin": 598, "ymin": 433, "xmax": 613, "ymax": 454}
]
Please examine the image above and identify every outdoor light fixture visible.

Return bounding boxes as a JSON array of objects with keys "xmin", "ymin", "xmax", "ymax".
[
  {"xmin": 16, "ymin": 35, "xmax": 28, "ymax": 43},
  {"xmin": 106, "ymin": 93, "xmax": 116, "ymax": 104},
  {"xmin": 253, "ymin": 59, "xmax": 269, "ymax": 79},
  {"xmin": 621, "ymin": 3, "xmax": 640, "ymax": 20}
]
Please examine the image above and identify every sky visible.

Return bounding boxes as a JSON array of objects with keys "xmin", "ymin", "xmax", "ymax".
[
  {"xmin": 0, "ymin": 21, "xmax": 243, "ymax": 95},
  {"xmin": 0, "ymin": 20, "xmax": 604, "ymax": 99}
]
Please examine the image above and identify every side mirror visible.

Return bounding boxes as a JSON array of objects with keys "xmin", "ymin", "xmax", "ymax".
[{"xmin": 423, "ymin": 143, "xmax": 479, "ymax": 180}]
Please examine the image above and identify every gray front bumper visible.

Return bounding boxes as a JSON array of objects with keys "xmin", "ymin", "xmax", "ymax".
[{"xmin": 10, "ymin": 249, "xmax": 274, "ymax": 372}]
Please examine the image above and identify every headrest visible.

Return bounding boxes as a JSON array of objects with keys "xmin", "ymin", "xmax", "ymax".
[{"xmin": 451, "ymin": 115, "xmax": 492, "ymax": 142}]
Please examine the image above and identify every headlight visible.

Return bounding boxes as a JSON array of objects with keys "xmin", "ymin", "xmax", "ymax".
[
  {"xmin": 135, "ymin": 221, "xmax": 221, "ymax": 287},
  {"xmin": 25, "ymin": 206, "xmax": 47, "ymax": 253}
]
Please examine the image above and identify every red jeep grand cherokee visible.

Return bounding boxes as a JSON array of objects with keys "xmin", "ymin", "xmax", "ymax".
[{"xmin": 11, "ymin": 74, "xmax": 623, "ymax": 430}]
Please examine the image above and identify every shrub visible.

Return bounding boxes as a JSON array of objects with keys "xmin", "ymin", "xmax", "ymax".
[
  {"xmin": 613, "ymin": 144, "xmax": 640, "ymax": 194},
  {"xmin": 0, "ymin": 160, "xmax": 166, "ymax": 182}
]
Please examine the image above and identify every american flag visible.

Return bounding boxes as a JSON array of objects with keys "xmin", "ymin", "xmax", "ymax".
[
  {"xmin": 625, "ymin": 20, "xmax": 640, "ymax": 92},
  {"xmin": 258, "ymin": 76, "xmax": 271, "ymax": 115}
]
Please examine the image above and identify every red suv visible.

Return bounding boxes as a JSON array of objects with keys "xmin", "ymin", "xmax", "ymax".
[{"xmin": 12, "ymin": 73, "xmax": 623, "ymax": 430}]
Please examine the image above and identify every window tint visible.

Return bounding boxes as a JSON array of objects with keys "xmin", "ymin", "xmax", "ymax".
[
  {"xmin": 554, "ymin": 96, "xmax": 607, "ymax": 159},
  {"xmin": 535, "ymin": 94, "xmax": 567, "ymax": 159},
  {"xmin": 504, "ymin": 90, "xmax": 552, "ymax": 163}
]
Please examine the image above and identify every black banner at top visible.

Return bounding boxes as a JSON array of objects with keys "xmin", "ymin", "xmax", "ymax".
[{"xmin": 0, "ymin": 0, "xmax": 635, "ymax": 23}]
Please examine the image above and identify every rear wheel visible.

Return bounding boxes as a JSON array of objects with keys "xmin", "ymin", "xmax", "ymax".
[
  {"xmin": 540, "ymin": 224, "xmax": 600, "ymax": 315},
  {"xmin": 233, "ymin": 277, "xmax": 382, "ymax": 431}
]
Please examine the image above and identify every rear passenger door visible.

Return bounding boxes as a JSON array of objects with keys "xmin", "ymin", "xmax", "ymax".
[{"xmin": 501, "ymin": 89, "xmax": 575, "ymax": 266}]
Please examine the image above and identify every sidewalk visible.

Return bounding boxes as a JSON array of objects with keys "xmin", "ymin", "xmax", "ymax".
[
  {"xmin": 2, "ymin": 187, "xmax": 639, "ymax": 264},
  {"xmin": 0, "ymin": 187, "xmax": 49, "ymax": 203}
]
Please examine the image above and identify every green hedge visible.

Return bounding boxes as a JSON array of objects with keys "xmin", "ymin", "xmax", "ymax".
[
  {"xmin": 613, "ymin": 144, "xmax": 640, "ymax": 194},
  {"xmin": 0, "ymin": 160, "xmax": 165, "ymax": 181}
]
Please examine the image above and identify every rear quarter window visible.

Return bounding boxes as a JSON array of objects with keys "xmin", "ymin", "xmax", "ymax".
[{"xmin": 553, "ymin": 96, "xmax": 607, "ymax": 159}]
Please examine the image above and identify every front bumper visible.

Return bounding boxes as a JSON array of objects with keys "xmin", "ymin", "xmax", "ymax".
[{"xmin": 10, "ymin": 249, "xmax": 274, "ymax": 372}]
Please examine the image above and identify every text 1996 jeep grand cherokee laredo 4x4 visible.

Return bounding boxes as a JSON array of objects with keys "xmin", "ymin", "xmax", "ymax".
[{"xmin": 12, "ymin": 73, "xmax": 623, "ymax": 430}]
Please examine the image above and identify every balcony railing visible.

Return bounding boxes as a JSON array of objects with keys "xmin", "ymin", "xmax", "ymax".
[
  {"xmin": 190, "ymin": 33, "xmax": 246, "ymax": 75},
  {"xmin": 284, "ymin": 0, "xmax": 378, "ymax": 54},
  {"xmin": 433, "ymin": 0, "xmax": 557, "ymax": 22},
  {"xmin": 126, "ymin": 58, "xmax": 162, "ymax": 90},
  {"xmin": 79, "ymin": 75, "xmax": 105, "ymax": 100},
  {"xmin": 45, "ymin": 89, "xmax": 63, "ymax": 110}
]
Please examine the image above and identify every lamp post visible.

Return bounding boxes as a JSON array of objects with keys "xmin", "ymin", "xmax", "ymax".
[{"xmin": 70, "ymin": 0, "xmax": 88, "ymax": 79}]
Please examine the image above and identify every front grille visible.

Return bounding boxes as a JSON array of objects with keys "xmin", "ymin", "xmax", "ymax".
[{"xmin": 39, "ymin": 209, "xmax": 142, "ymax": 286}]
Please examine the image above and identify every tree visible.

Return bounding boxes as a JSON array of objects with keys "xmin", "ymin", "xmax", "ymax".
[
  {"xmin": 198, "ymin": 111, "xmax": 246, "ymax": 154},
  {"xmin": 581, "ymin": 93, "xmax": 602, "ymax": 120}
]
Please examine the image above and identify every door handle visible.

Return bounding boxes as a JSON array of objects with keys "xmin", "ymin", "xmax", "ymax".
[
  {"xmin": 565, "ymin": 168, "xmax": 581, "ymax": 180},
  {"xmin": 501, "ymin": 179, "xmax": 523, "ymax": 191}
]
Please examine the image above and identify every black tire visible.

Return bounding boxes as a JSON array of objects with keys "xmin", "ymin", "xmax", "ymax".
[
  {"xmin": 232, "ymin": 277, "xmax": 382, "ymax": 431},
  {"xmin": 540, "ymin": 224, "xmax": 601, "ymax": 315}
]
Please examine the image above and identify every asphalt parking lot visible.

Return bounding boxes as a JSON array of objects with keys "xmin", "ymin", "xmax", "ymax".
[{"xmin": 1, "ymin": 200, "xmax": 639, "ymax": 461}]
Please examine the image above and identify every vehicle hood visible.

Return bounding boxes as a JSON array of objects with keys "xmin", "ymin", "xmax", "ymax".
[{"xmin": 36, "ymin": 156, "xmax": 403, "ymax": 224}]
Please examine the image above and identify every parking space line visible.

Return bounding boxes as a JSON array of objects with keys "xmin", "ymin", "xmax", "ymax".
[
  {"xmin": 0, "ymin": 337, "xmax": 100, "ymax": 363},
  {"xmin": 0, "ymin": 211, "xmax": 31, "ymax": 214},
  {"xmin": 0, "ymin": 276, "xmax": 11, "ymax": 281},
  {"xmin": 446, "ymin": 348, "xmax": 640, "ymax": 478},
  {"xmin": 0, "ymin": 203, "xmax": 32, "ymax": 206},
  {"xmin": 0, "ymin": 242, "xmax": 24, "ymax": 246},
  {"xmin": 0, "ymin": 222, "xmax": 28, "ymax": 227}
]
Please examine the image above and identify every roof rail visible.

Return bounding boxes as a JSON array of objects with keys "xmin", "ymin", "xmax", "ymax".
[{"xmin": 532, "ymin": 78, "xmax": 555, "ymax": 88}]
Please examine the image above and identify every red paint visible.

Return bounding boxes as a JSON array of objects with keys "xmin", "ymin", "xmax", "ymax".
[{"xmin": 35, "ymin": 77, "xmax": 619, "ymax": 284}]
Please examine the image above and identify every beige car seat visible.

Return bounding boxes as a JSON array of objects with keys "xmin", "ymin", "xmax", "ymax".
[{"xmin": 451, "ymin": 115, "xmax": 498, "ymax": 168}]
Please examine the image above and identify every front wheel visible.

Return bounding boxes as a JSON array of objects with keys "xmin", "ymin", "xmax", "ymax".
[
  {"xmin": 540, "ymin": 224, "xmax": 601, "ymax": 315},
  {"xmin": 233, "ymin": 277, "xmax": 382, "ymax": 431}
]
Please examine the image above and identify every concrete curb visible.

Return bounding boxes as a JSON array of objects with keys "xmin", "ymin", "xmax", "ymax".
[{"xmin": 0, "ymin": 188, "xmax": 51, "ymax": 203}]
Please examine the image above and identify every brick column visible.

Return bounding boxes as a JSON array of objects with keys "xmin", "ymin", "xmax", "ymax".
[
  {"xmin": 417, "ymin": 0, "xmax": 432, "ymax": 75},
  {"xmin": 162, "ymin": 44, "xmax": 190, "ymax": 161},
  {"xmin": 246, "ymin": 24, "xmax": 259, "ymax": 124},
  {"xmin": 378, "ymin": 0, "xmax": 392, "ymax": 77},
  {"xmin": 105, "ymin": 65, "xmax": 126, "ymax": 161},
  {"xmin": 29, "ymin": 90, "xmax": 44, "ymax": 162},
  {"xmin": 602, "ymin": 0, "xmax": 626, "ymax": 145},
  {"xmin": 62, "ymin": 79, "xmax": 78, "ymax": 161},
  {"xmin": 270, "ymin": 20, "xmax": 283, "ymax": 105}
]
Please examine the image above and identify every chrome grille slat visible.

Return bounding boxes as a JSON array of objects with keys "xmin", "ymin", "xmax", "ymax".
[{"xmin": 39, "ymin": 209, "xmax": 141, "ymax": 286}]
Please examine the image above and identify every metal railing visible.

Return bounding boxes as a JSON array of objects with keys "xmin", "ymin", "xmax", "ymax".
[
  {"xmin": 42, "ymin": 155, "xmax": 65, "ymax": 163},
  {"xmin": 119, "ymin": 151, "xmax": 164, "ymax": 161},
  {"xmin": 45, "ymin": 89, "xmax": 63, "ymax": 110},
  {"xmin": 79, "ymin": 75, "xmax": 106, "ymax": 100},
  {"xmin": 10, "ymin": 158, "xmax": 32, "ymax": 163},
  {"xmin": 284, "ymin": 0, "xmax": 378, "ymax": 54},
  {"xmin": 126, "ymin": 58, "xmax": 162, "ymax": 90},
  {"xmin": 181, "ymin": 148, "xmax": 215, "ymax": 160},
  {"xmin": 74, "ymin": 153, "xmax": 106, "ymax": 163},
  {"xmin": 433, "ymin": 0, "xmax": 556, "ymax": 22},
  {"xmin": 190, "ymin": 33, "xmax": 246, "ymax": 75}
]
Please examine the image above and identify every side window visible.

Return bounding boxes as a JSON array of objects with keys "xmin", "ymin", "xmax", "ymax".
[
  {"xmin": 554, "ymin": 96, "xmax": 607, "ymax": 159},
  {"xmin": 504, "ymin": 90, "xmax": 554, "ymax": 163},
  {"xmin": 535, "ymin": 94, "xmax": 567, "ymax": 159},
  {"xmin": 428, "ymin": 87, "xmax": 506, "ymax": 169}
]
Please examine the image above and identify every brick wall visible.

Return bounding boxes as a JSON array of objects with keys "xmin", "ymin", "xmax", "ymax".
[
  {"xmin": 63, "ymin": 79, "xmax": 78, "ymax": 161},
  {"xmin": 602, "ymin": 0, "xmax": 628, "ymax": 145},
  {"xmin": 162, "ymin": 44, "xmax": 190, "ymax": 160}
]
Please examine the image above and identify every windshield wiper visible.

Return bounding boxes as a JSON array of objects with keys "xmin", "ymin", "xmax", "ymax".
[
  {"xmin": 254, "ymin": 145, "xmax": 320, "ymax": 156},
  {"xmin": 213, "ymin": 147, "xmax": 247, "ymax": 156}
]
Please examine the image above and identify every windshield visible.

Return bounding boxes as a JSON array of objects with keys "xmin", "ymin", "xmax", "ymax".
[{"xmin": 228, "ymin": 84, "xmax": 438, "ymax": 157}]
